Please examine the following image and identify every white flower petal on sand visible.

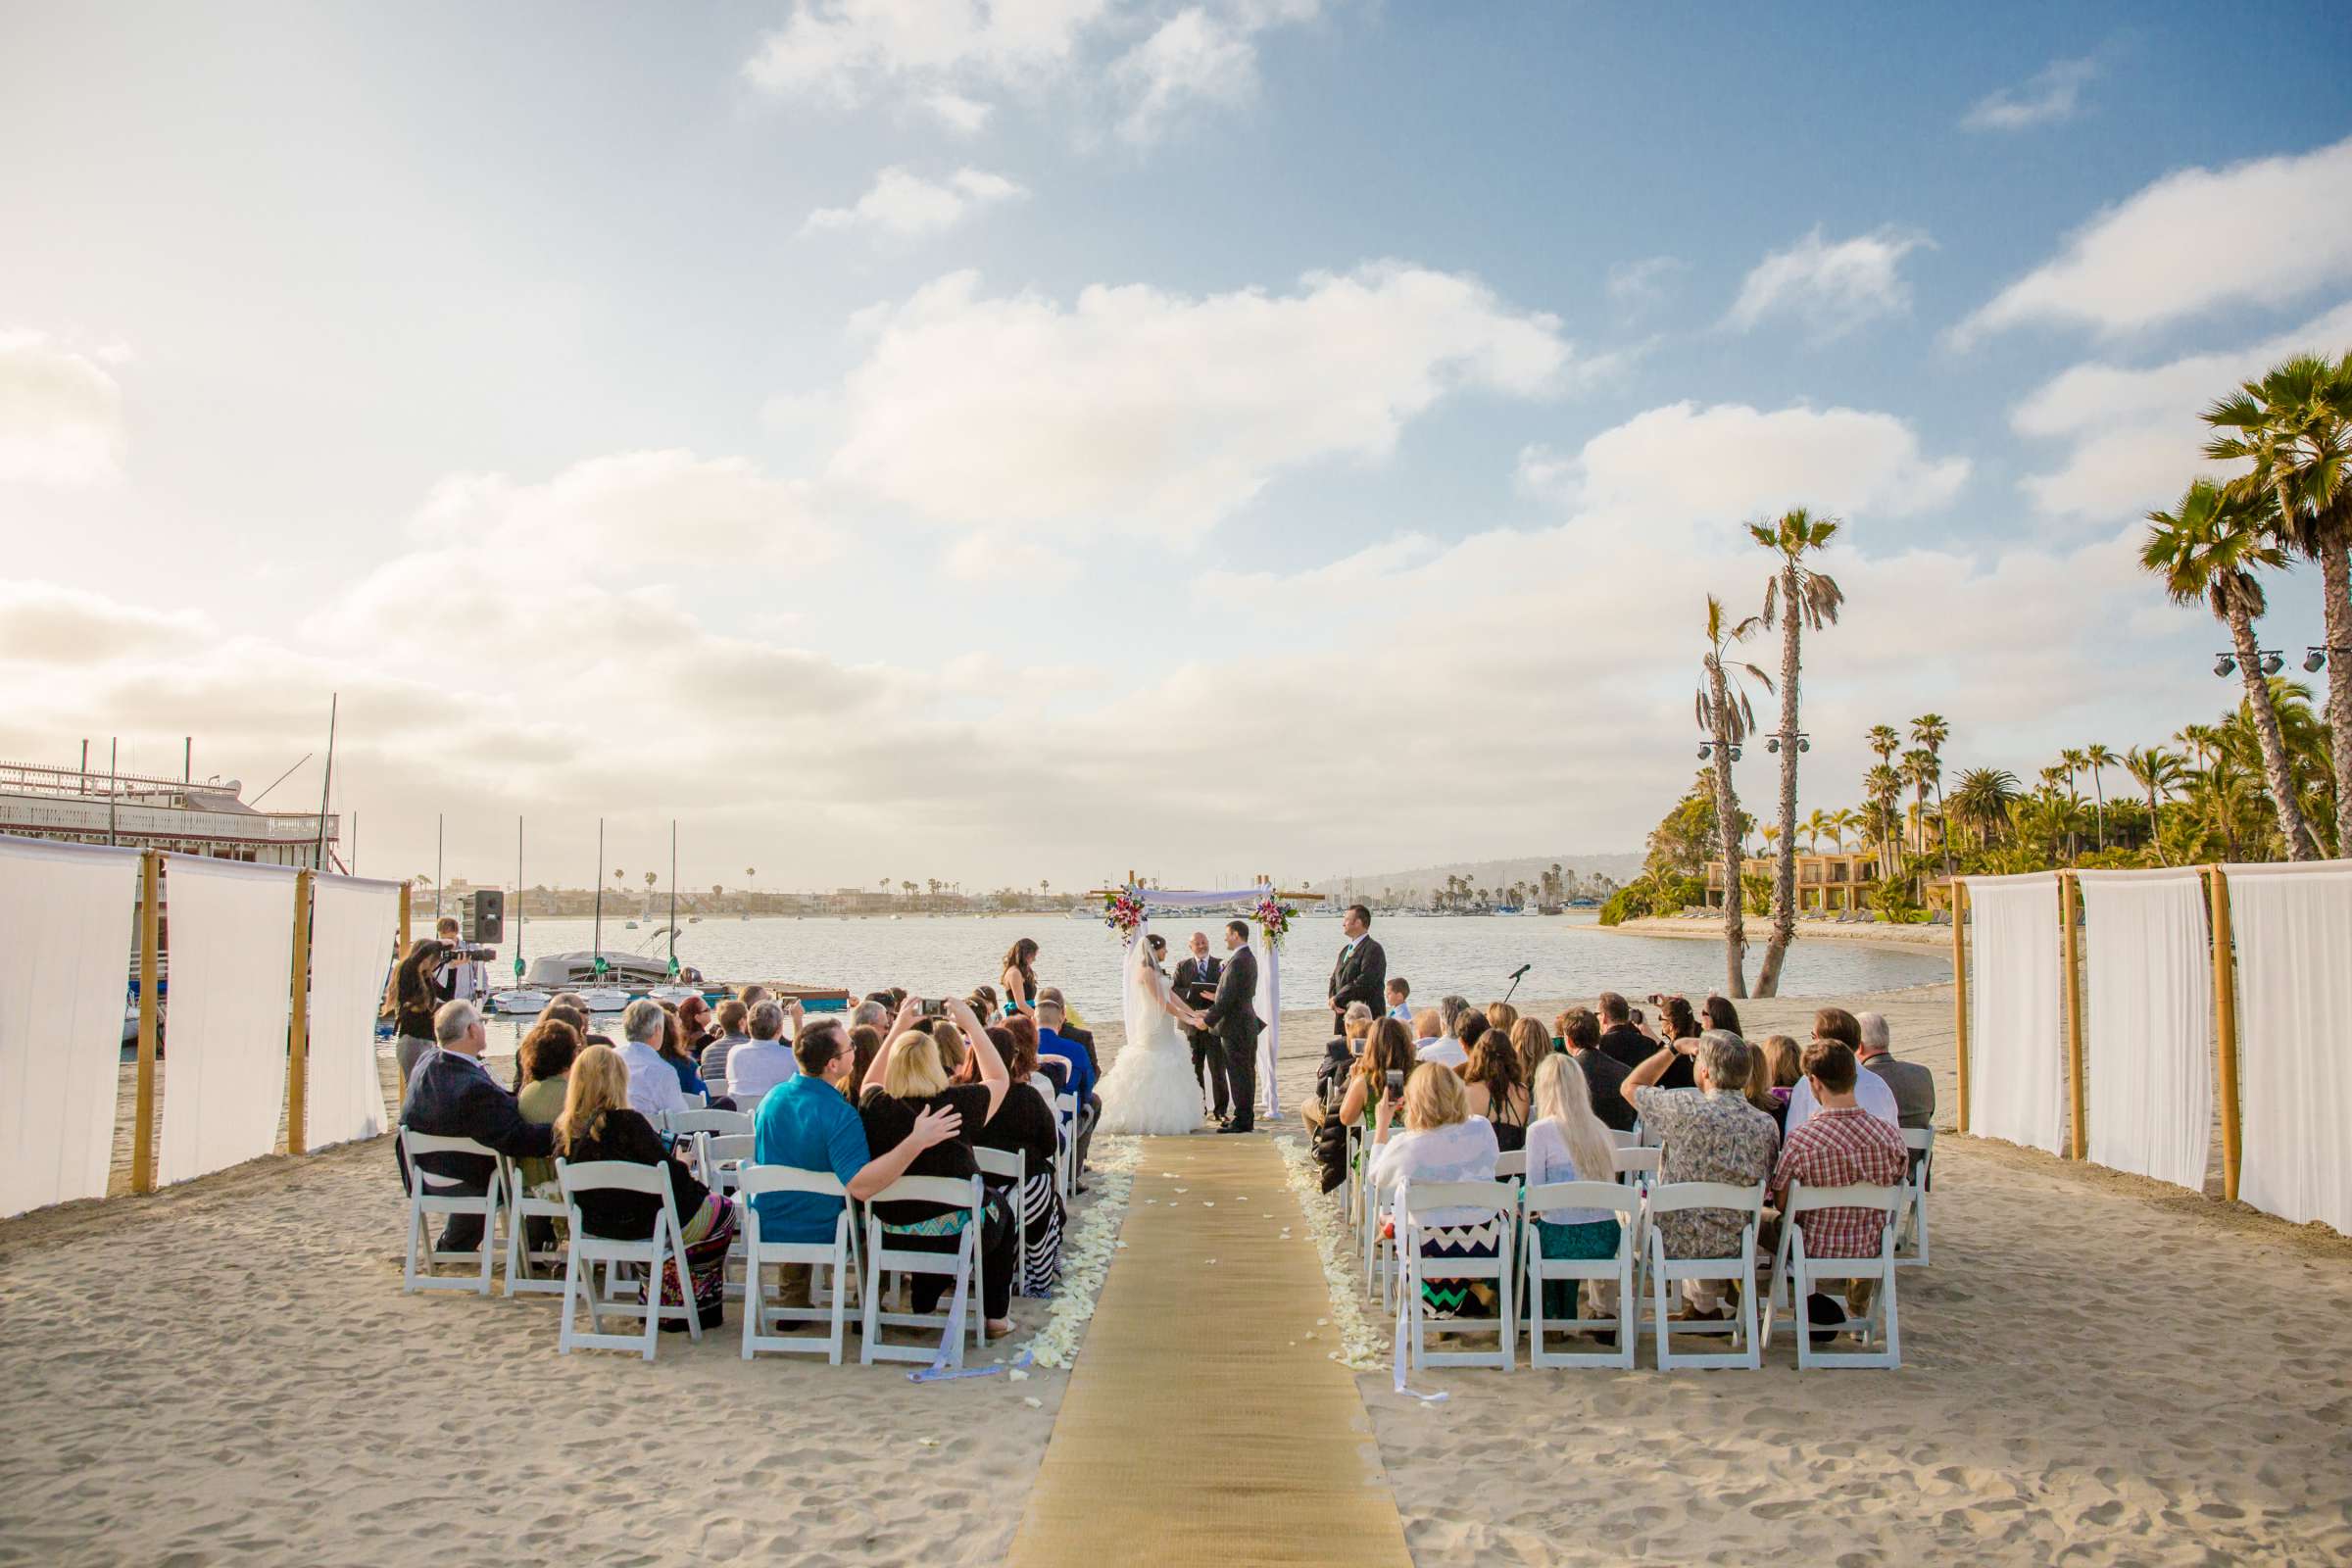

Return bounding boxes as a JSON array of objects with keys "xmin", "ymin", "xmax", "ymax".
[{"xmin": 1274, "ymin": 1134, "xmax": 1386, "ymax": 1372}]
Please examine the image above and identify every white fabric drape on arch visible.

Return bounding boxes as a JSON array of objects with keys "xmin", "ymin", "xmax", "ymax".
[
  {"xmin": 1963, "ymin": 871, "xmax": 2066, "ymax": 1156},
  {"xmin": 2075, "ymin": 867, "xmax": 2213, "ymax": 1192},
  {"xmin": 0, "ymin": 836, "xmax": 141, "ymax": 1217},
  {"xmin": 158, "ymin": 857, "xmax": 299, "ymax": 1186},
  {"xmin": 1119, "ymin": 887, "xmax": 1283, "ymax": 1117},
  {"xmin": 2224, "ymin": 858, "xmax": 2352, "ymax": 1235},
  {"xmin": 307, "ymin": 873, "xmax": 403, "ymax": 1151}
]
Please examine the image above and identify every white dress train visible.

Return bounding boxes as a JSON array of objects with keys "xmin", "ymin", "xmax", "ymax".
[{"xmin": 1097, "ymin": 941, "xmax": 1207, "ymax": 1136}]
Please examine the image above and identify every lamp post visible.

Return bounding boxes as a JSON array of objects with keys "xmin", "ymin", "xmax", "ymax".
[
  {"xmin": 2304, "ymin": 644, "xmax": 2349, "ymax": 674},
  {"xmin": 2214, "ymin": 650, "xmax": 2285, "ymax": 677},
  {"xmin": 1696, "ymin": 741, "xmax": 1743, "ymax": 760},
  {"xmin": 1763, "ymin": 729, "xmax": 1811, "ymax": 755}
]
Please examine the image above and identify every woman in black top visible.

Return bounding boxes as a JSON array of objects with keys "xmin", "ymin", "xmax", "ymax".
[
  {"xmin": 1658, "ymin": 995, "xmax": 1702, "ymax": 1090},
  {"xmin": 858, "ymin": 997, "xmax": 1017, "ymax": 1336},
  {"xmin": 391, "ymin": 941, "xmax": 455, "ymax": 1105},
  {"xmin": 555, "ymin": 1045, "xmax": 738, "ymax": 1328},
  {"xmin": 970, "ymin": 1023, "xmax": 1063, "ymax": 1296}
]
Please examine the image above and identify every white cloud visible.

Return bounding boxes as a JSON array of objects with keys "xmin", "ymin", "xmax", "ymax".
[
  {"xmin": 922, "ymin": 90, "xmax": 994, "ymax": 135},
  {"xmin": 1196, "ymin": 531, "xmax": 1439, "ymax": 609},
  {"xmin": 743, "ymin": 0, "xmax": 1321, "ymax": 148},
  {"xmin": 1725, "ymin": 225, "xmax": 1931, "ymax": 338},
  {"xmin": 1961, "ymin": 57, "xmax": 2096, "ymax": 132},
  {"xmin": 1521, "ymin": 400, "xmax": 1969, "ymax": 528},
  {"xmin": 2011, "ymin": 299, "xmax": 2352, "ymax": 520},
  {"xmin": 1955, "ymin": 134, "xmax": 2352, "ymax": 344},
  {"xmin": 0, "ymin": 329, "xmax": 127, "ymax": 486},
  {"xmin": 802, "ymin": 166, "xmax": 1027, "ymax": 240},
  {"xmin": 943, "ymin": 532, "xmax": 1080, "ymax": 587},
  {"xmin": 1606, "ymin": 255, "xmax": 1686, "ymax": 318},
  {"xmin": 826, "ymin": 262, "xmax": 1572, "ymax": 540},
  {"xmin": 0, "ymin": 579, "xmax": 210, "ymax": 663}
]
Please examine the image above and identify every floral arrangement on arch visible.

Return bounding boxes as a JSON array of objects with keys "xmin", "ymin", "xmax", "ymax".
[
  {"xmin": 1253, "ymin": 895, "xmax": 1294, "ymax": 952},
  {"xmin": 1102, "ymin": 885, "xmax": 1148, "ymax": 943}
]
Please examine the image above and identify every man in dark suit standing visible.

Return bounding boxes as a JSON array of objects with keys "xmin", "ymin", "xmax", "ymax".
[
  {"xmin": 1327, "ymin": 904, "xmax": 1387, "ymax": 1041},
  {"xmin": 1203, "ymin": 920, "xmax": 1263, "ymax": 1133},
  {"xmin": 395, "ymin": 999, "xmax": 555, "ymax": 1251},
  {"xmin": 1172, "ymin": 929, "xmax": 1230, "ymax": 1124}
]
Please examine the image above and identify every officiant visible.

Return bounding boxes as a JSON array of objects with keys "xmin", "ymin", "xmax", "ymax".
[{"xmin": 1174, "ymin": 930, "xmax": 1230, "ymax": 1125}]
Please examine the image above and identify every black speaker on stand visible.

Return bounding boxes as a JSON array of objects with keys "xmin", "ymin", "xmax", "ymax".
[{"xmin": 465, "ymin": 888, "xmax": 506, "ymax": 945}]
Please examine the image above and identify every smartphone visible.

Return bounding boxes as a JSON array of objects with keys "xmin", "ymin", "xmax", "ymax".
[
  {"xmin": 1385, "ymin": 1068, "xmax": 1405, "ymax": 1095},
  {"xmin": 919, "ymin": 999, "xmax": 947, "ymax": 1018},
  {"xmin": 1631, "ymin": 1007, "xmax": 1645, "ymax": 1025}
]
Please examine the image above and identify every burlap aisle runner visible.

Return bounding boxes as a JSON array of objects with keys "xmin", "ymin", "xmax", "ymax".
[{"xmin": 1006, "ymin": 1135, "xmax": 1413, "ymax": 1568}]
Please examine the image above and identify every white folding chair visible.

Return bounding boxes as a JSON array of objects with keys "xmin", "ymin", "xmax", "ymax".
[
  {"xmin": 1396, "ymin": 1179, "xmax": 1517, "ymax": 1371},
  {"xmin": 860, "ymin": 1174, "xmax": 988, "ymax": 1367},
  {"xmin": 1364, "ymin": 1168, "xmax": 1402, "ymax": 1309},
  {"xmin": 1520, "ymin": 1181, "xmax": 1642, "ymax": 1369},
  {"xmin": 662, "ymin": 1108, "xmax": 754, "ymax": 1139},
  {"xmin": 1493, "ymin": 1149, "xmax": 1528, "ymax": 1181},
  {"xmin": 1894, "ymin": 1127, "xmax": 1935, "ymax": 1268},
  {"xmin": 1611, "ymin": 1147, "xmax": 1661, "ymax": 1187},
  {"xmin": 1053, "ymin": 1093, "xmax": 1079, "ymax": 1202},
  {"xmin": 1640, "ymin": 1181, "xmax": 1765, "ymax": 1370},
  {"xmin": 554, "ymin": 1158, "xmax": 705, "ymax": 1358},
  {"xmin": 400, "ymin": 1128, "xmax": 506, "ymax": 1296},
  {"xmin": 681, "ymin": 1092, "xmax": 709, "ymax": 1110},
  {"xmin": 499, "ymin": 1154, "xmax": 568, "ymax": 1297},
  {"xmin": 973, "ymin": 1147, "xmax": 1033, "ymax": 1295},
  {"xmin": 701, "ymin": 1133, "xmax": 755, "ymax": 1196},
  {"xmin": 737, "ymin": 1166, "xmax": 859, "ymax": 1364},
  {"xmin": 1764, "ymin": 1182, "xmax": 1904, "ymax": 1369}
]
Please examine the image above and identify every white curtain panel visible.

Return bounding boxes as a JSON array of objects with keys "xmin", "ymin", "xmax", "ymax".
[
  {"xmin": 2076, "ymin": 868, "xmax": 2214, "ymax": 1192},
  {"xmin": 1964, "ymin": 871, "xmax": 2066, "ymax": 1155},
  {"xmin": 307, "ymin": 874, "xmax": 402, "ymax": 1150},
  {"xmin": 2225, "ymin": 859, "xmax": 2352, "ymax": 1235},
  {"xmin": 0, "ymin": 837, "xmax": 141, "ymax": 1217},
  {"xmin": 158, "ymin": 857, "xmax": 298, "ymax": 1186}
]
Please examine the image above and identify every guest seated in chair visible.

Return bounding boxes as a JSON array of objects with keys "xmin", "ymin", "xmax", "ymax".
[
  {"xmin": 751, "ymin": 1015, "xmax": 962, "ymax": 1309},
  {"xmin": 512, "ymin": 1019, "xmax": 581, "ymax": 1263},
  {"xmin": 1366, "ymin": 1061, "xmax": 1501, "ymax": 1319},
  {"xmin": 1527, "ymin": 1054, "xmax": 1625, "ymax": 1328},
  {"xmin": 614, "ymin": 999, "xmax": 688, "ymax": 1122},
  {"xmin": 1035, "ymin": 999, "xmax": 1099, "ymax": 1185},
  {"xmin": 968, "ymin": 1023, "xmax": 1065, "ymax": 1297},
  {"xmin": 555, "ymin": 1043, "xmax": 739, "ymax": 1329},
  {"xmin": 1772, "ymin": 1039, "xmax": 1907, "ymax": 1337},
  {"xmin": 1555, "ymin": 1007, "xmax": 1636, "ymax": 1134},
  {"xmin": 397, "ymin": 1000, "xmax": 555, "ymax": 1253},
  {"xmin": 1622, "ymin": 1028, "xmax": 1780, "ymax": 1319},
  {"xmin": 723, "ymin": 1001, "xmax": 798, "ymax": 1108},
  {"xmin": 858, "ymin": 999, "xmax": 1019, "ymax": 1339},
  {"xmin": 697, "ymin": 998, "xmax": 751, "ymax": 1094}
]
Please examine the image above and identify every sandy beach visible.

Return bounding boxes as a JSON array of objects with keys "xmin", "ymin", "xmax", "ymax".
[{"xmin": 3, "ymin": 989, "xmax": 2348, "ymax": 1565}]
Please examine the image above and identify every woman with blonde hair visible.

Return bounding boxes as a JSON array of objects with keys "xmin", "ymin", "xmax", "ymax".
[
  {"xmin": 554, "ymin": 1044, "xmax": 738, "ymax": 1328},
  {"xmin": 1485, "ymin": 1001, "xmax": 1520, "ymax": 1037},
  {"xmin": 858, "ymin": 997, "xmax": 1018, "ymax": 1337},
  {"xmin": 1461, "ymin": 1026, "xmax": 1530, "ymax": 1152},
  {"xmin": 1753, "ymin": 1034, "xmax": 1801, "ymax": 1132},
  {"xmin": 1509, "ymin": 1017, "xmax": 1554, "ymax": 1106},
  {"xmin": 1527, "ymin": 1054, "xmax": 1625, "ymax": 1326},
  {"xmin": 1367, "ymin": 1060, "xmax": 1502, "ymax": 1318}
]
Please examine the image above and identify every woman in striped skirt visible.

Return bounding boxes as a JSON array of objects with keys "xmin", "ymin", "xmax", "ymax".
[{"xmin": 973, "ymin": 1024, "xmax": 1066, "ymax": 1296}]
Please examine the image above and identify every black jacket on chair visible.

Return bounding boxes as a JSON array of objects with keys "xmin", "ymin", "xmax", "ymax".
[{"xmin": 396, "ymin": 1049, "xmax": 554, "ymax": 1197}]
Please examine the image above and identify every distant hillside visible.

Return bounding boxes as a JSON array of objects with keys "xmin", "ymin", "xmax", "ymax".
[{"xmin": 1309, "ymin": 853, "xmax": 1644, "ymax": 903}]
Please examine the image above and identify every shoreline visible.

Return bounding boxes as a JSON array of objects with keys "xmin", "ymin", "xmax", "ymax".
[{"xmin": 1607, "ymin": 912, "xmax": 1955, "ymax": 969}]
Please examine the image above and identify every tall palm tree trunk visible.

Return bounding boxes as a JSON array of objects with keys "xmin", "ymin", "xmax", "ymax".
[
  {"xmin": 1706, "ymin": 657, "xmax": 1748, "ymax": 998},
  {"xmin": 2229, "ymin": 607, "xmax": 2321, "ymax": 859},
  {"xmin": 1755, "ymin": 564, "xmax": 1801, "ymax": 997},
  {"xmin": 2320, "ymin": 540, "xmax": 2352, "ymax": 855},
  {"xmin": 2144, "ymin": 781, "xmax": 2165, "ymax": 865}
]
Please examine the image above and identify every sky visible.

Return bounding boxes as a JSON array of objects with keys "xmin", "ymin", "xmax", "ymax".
[{"xmin": 2, "ymin": 1, "xmax": 2349, "ymax": 894}]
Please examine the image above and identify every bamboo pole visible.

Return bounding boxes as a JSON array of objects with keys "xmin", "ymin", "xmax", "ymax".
[
  {"xmin": 2061, "ymin": 871, "xmax": 2087, "ymax": 1159},
  {"xmin": 1952, "ymin": 879, "xmax": 1970, "ymax": 1135},
  {"xmin": 131, "ymin": 851, "xmax": 162, "ymax": 1195},
  {"xmin": 398, "ymin": 880, "xmax": 413, "ymax": 959},
  {"xmin": 2208, "ymin": 866, "xmax": 2243, "ymax": 1202},
  {"xmin": 285, "ymin": 869, "xmax": 314, "ymax": 1156}
]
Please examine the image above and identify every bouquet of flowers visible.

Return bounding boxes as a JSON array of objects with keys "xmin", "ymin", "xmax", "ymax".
[
  {"xmin": 1253, "ymin": 895, "xmax": 1294, "ymax": 951},
  {"xmin": 1102, "ymin": 885, "xmax": 1148, "ymax": 943}
]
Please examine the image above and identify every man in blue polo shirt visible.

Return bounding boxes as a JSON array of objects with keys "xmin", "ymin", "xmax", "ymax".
[
  {"xmin": 751, "ymin": 1014, "xmax": 962, "ymax": 1303},
  {"xmin": 1036, "ymin": 997, "xmax": 1101, "ymax": 1187}
]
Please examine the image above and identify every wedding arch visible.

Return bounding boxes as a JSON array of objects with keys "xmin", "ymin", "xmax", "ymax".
[{"xmin": 1094, "ymin": 875, "xmax": 1322, "ymax": 1120}]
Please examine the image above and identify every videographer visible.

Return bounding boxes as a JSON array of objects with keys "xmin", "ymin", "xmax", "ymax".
[
  {"xmin": 393, "ymin": 940, "xmax": 456, "ymax": 1106},
  {"xmin": 434, "ymin": 915, "xmax": 491, "ymax": 1004}
]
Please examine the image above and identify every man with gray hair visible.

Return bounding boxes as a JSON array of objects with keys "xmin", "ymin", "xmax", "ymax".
[
  {"xmin": 616, "ymin": 997, "xmax": 688, "ymax": 1120},
  {"xmin": 850, "ymin": 999, "xmax": 890, "ymax": 1035},
  {"xmin": 1857, "ymin": 1010, "xmax": 1936, "ymax": 1130},
  {"xmin": 395, "ymin": 998, "xmax": 553, "ymax": 1254},
  {"xmin": 724, "ymin": 1000, "xmax": 799, "ymax": 1107},
  {"xmin": 1621, "ymin": 1025, "xmax": 1781, "ymax": 1317}
]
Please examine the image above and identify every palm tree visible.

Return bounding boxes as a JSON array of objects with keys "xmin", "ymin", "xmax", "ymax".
[
  {"xmin": 2142, "ymin": 479, "xmax": 2319, "ymax": 859},
  {"xmin": 1910, "ymin": 714, "xmax": 1952, "ymax": 879},
  {"xmin": 1697, "ymin": 593, "xmax": 1770, "ymax": 997},
  {"xmin": 2205, "ymin": 354, "xmax": 2352, "ymax": 851},
  {"xmin": 1749, "ymin": 508, "xmax": 1844, "ymax": 996},
  {"xmin": 1866, "ymin": 724, "xmax": 1901, "ymax": 766},
  {"xmin": 1950, "ymin": 766, "xmax": 2022, "ymax": 850},
  {"xmin": 1864, "ymin": 764, "xmax": 1903, "ymax": 881},
  {"xmin": 1899, "ymin": 748, "xmax": 1939, "ymax": 866},
  {"xmin": 1801, "ymin": 808, "xmax": 1827, "ymax": 853},
  {"xmin": 2123, "ymin": 745, "xmax": 2182, "ymax": 864},
  {"xmin": 2081, "ymin": 742, "xmax": 2117, "ymax": 852}
]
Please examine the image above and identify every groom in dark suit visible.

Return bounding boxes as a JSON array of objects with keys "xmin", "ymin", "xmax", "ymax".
[
  {"xmin": 1203, "ymin": 919, "xmax": 1263, "ymax": 1133},
  {"xmin": 1327, "ymin": 904, "xmax": 1387, "ymax": 1040},
  {"xmin": 1173, "ymin": 930, "xmax": 1229, "ymax": 1124}
]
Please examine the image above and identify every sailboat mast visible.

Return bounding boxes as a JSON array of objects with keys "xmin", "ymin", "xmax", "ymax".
[
  {"xmin": 515, "ymin": 815, "xmax": 525, "ymax": 978},
  {"xmin": 667, "ymin": 819, "xmax": 678, "ymax": 977},
  {"xmin": 593, "ymin": 817, "xmax": 604, "ymax": 969}
]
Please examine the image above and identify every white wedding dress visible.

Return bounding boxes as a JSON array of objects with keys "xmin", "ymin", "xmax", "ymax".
[{"xmin": 1097, "ymin": 938, "xmax": 1210, "ymax": 1135}]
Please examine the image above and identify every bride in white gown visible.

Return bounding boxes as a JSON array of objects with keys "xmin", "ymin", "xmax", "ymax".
[{"xmin": 1098, "ymin": 931, "xmax": 1214, "ymax": 1135}]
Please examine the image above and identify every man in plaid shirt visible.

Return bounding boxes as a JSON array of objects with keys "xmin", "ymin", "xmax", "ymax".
[{"xmin": 1772, "ymin": 1040, "xmax": 1907, "ymax": 1327}]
